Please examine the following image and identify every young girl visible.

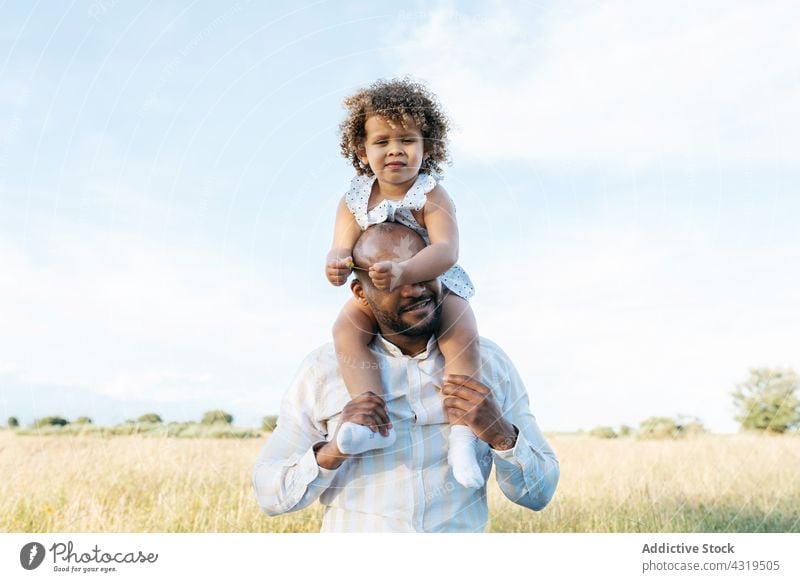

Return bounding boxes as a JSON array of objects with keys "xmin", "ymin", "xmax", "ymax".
[{"xmin": 325, "ymin": 78, "xmax": 485, "ymax": 488}]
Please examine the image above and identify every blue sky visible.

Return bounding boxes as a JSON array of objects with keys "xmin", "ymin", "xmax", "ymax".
[{"xmin": 1, "ymin": 0, "xmax": 798, "ymax": 432}]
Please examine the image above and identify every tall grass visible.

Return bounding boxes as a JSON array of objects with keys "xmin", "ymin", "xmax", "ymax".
[
  {"xmin": 1, "ymin": 432, "xmax": 797, "ymax": 532},
  {"xmin": 488, "ymin": 434, "xmax": 800, "ymax": 532}
]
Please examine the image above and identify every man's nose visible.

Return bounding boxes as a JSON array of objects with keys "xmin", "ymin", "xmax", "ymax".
[{"xmin": 399, "ymin": 281, "xmax": 427, "ymax": 297}]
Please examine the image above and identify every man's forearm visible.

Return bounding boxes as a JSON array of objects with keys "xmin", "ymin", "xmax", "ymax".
[{"xmin": 493, "ymin": 427, "xmax": 560, "ymax": 511}]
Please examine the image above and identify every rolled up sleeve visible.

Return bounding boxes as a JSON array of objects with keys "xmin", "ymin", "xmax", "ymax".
[
  {"xmin": 490, "ymin": 350, "xmax": 560, "ymax": 510},
  {"xmin": 252, "ymin": 363, "xmax": 340, "ymax": 516}
]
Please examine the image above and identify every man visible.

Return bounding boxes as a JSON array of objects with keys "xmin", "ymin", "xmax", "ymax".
[{"xmin": 253, "ymin": 222, "xmax": 559, "ymax": 532}]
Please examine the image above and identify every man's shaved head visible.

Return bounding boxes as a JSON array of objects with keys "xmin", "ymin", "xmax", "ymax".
[{"xmin": 352, "ymin": 222, "xmax": 426, "ymax": 278}]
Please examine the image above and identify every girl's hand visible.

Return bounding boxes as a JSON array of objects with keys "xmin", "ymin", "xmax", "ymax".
[
  {"xmin": 369, "ymin": 261, "xmax": 403, "ymax": 291},
  {"xmin": 326, "ymin": 256, "xmax": 353, "ymax": 286}
]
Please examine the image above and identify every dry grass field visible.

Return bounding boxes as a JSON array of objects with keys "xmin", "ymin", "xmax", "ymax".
[{"xmin": 1, "ymin": 430, "xmax": 798, "ymax": 533}]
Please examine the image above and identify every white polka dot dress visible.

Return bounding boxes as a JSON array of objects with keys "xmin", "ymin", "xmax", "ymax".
[{"xmin": 344, "ymin": 173, "xmax": 475, "ymax": 300}]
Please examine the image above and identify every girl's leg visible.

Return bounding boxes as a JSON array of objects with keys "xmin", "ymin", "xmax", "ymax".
[
  {"xmin": 439, "ymin": 293, "xmax": 484, "ymax": 488},
  {"xmin": 333, "ymin": 298, "xmax": 395, "ymax": 454},
  {"xmin": 438, "ymin": 293, "xmax": 481, "ymax": 380},
  {"xmin": 334, "ymin": 298, "xmax": 382, "ymax": 398}
]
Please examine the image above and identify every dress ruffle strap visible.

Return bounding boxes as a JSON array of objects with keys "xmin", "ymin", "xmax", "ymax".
[{"xmin": 345, "ymin": 174, "xmax": 436, "ymax": 231}]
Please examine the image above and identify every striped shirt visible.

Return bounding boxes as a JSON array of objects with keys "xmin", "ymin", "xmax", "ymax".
[{"xmin": 252, "ymin": 335, "xmax": 559, "ymax": 532}]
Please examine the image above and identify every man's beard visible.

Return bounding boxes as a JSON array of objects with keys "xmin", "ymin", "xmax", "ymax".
[{"xmin": 368, "ymin": 296, "xmax": 443, "ymax": 338}]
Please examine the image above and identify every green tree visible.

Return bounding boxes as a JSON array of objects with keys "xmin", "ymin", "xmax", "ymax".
[
  {"xmin": 7, "ymin": 416, "xmax": 19, "ymax": 428},
  {"xmin": 733, "ymin": 367, "xmax": 800, "ymax": 434},
  {"xmin": 137, "ymin": 413, "xmax": 163, "ymax": 424},
  {"xmin": 637, "ymin": 415, "xmax": 706, "ymax": 439},
  {"xmin": 589, "ymin": 425, "xmax": 617, "ymax": 439},
  {"xmin": 74, "ymin": 416, "xmax": 93, "ymax": 425},
  {"xmin": 637, "ymin": 416, "xmax": 679, "ymax": 439},
  {"xmin": 33, "ymin": 416, "xmax": 69, "ymax": 428},
  {"xmin": 201, "ymin": 410, "xmax": 233, "ymax": 425}
]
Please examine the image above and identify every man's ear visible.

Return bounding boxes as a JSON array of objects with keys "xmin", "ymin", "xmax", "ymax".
[{"xmin": 351, "ymin": 276, "xmax": 370, "ymax": 307}]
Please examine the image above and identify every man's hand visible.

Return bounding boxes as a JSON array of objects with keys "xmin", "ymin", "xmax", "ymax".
[
  {"xmin": 326, "ymin": 255, "xmax": 353, "ymax": 286},
  {"xmin": 315, "ymin": 391, "xmax": 392, "ymax": 469},
  {"xmin": 339, "ymin": 391, "xmax": 393, "ymax": 436},
  {"xmin": 369, "ymin": 260, "xmax": 403, "ymax": 291},
  {"xmin": 442, "ymin": 374, "xmax": 518, "ymax": 451}
]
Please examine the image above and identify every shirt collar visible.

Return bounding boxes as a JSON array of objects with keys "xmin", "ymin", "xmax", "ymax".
[{"xmin": 373, "ymin": 333, "xmax": 439, "ymax": 360}]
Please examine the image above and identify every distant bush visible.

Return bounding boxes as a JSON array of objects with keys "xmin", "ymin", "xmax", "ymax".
[
  {"xmin": 201, "ymin": 410, "xmax": 233, "ymax": 425},
  {"xmin": 637, "ymin": 417, "xmax": 680, "ymax": 439},
  {"xmin": 137, "ymin": 413, "xmax": 163, "ymax": 424},
  {"xmin": 7, "ymin": 417, "xmax": 19, "ymax": 428},
  {"xmin": 152, "ymin": 423, "xmax": 259, "ymax": 439},
  {"xmin": 261, "ymin": 415, "xmax": 278, "ymax": 432},
  {"xmin": 637, "ymin": 416, "xmax": 706, "ymax": 439},
  {"xmin": 14, "ymin": 421, "xmax": 260, "ymax": 439},
  {"xmin": 74, "ymin": 416, "xmax": 93, "ymax": 425},
  {"xmin": 675, "ymin": 415, "xmax": 706, "ymax": 437},
  {"xmin": 618, "ymin": 424, "xmax": 632, "ymax": 437},
  {"xmin": 33, "ymin": 416, "xmax": 69, "ymax": 428},
  {"xmin": 129, "ymin": 422, "xmax": 258, "ymax": 439},
  {"xmin": 589, "ymin": 426, "xmax": 618, "ymax": 439},
  {"xmin": 109, "ymin": 422, "xmax": 162, "ymax": 435}
]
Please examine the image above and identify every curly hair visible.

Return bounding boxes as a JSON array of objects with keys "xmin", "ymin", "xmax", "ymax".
[{"xmin": 339, "ymin": 77, "xmax": 451, "ymax": 176}]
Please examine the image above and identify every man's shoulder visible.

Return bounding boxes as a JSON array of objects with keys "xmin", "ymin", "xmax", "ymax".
[
  {"xmin": 297, "ymin": 342, "xmax": 338, "ymax": 376},
  {"xmin": 283, "ymin": 342, "xmax": 348, "ymax": 411},
  {"xmin": 302, "ymin": 340, "xmax": 335, "ymax": 360},
  {"xmin": 477, "ymin": 336, "xmax": 513, "ymax": 363},
  {"xmin": 476, "ymin": 336, "xmax": 519, "ymax": 388},
  {"xmin": 296, "ymin": 339, "xmax": 397, "ymax": 378}
]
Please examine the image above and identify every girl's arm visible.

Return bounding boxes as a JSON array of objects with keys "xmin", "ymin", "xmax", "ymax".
[
  {"xmin": 393, "ymin": 185, "xmax": 459, "ymax": 286},
  {"xmin": 326, "ymin": 196, "xmax": 361, "ymax": 286}
]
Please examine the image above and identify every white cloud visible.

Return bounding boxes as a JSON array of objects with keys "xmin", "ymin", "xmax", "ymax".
[
  {"xmin": 471, "ymin": 224, "xmax": 800, "ymax": 431},
  {"xmin": 0, "ymin": 218, "xmax": 336, "ymax": 415},
  {"xmin": 388, "ymin": 0, "xmax": 800, "ymax": 167}
]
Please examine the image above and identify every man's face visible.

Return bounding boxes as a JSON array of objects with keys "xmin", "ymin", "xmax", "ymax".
[
  {"xmin": 364, "ymin": 277, "xmax": 443, "ymax": 338},
  {"xmin": 354, "ymin": 233, "xmax": 442, "ymax": 338}
]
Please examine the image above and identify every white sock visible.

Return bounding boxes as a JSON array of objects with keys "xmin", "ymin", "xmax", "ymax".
[
  {"xmin": 336, "ymin": 421, "xmax": 396, "ymax": 455},
  {"xmin": 448, "ymin": 425, "xmax": 484, "ymax": 488}
]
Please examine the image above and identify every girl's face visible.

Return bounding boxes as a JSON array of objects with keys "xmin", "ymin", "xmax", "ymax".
[{"xmin": 358, "ymin": 115, "xmax": 428, "ymax": 187}]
